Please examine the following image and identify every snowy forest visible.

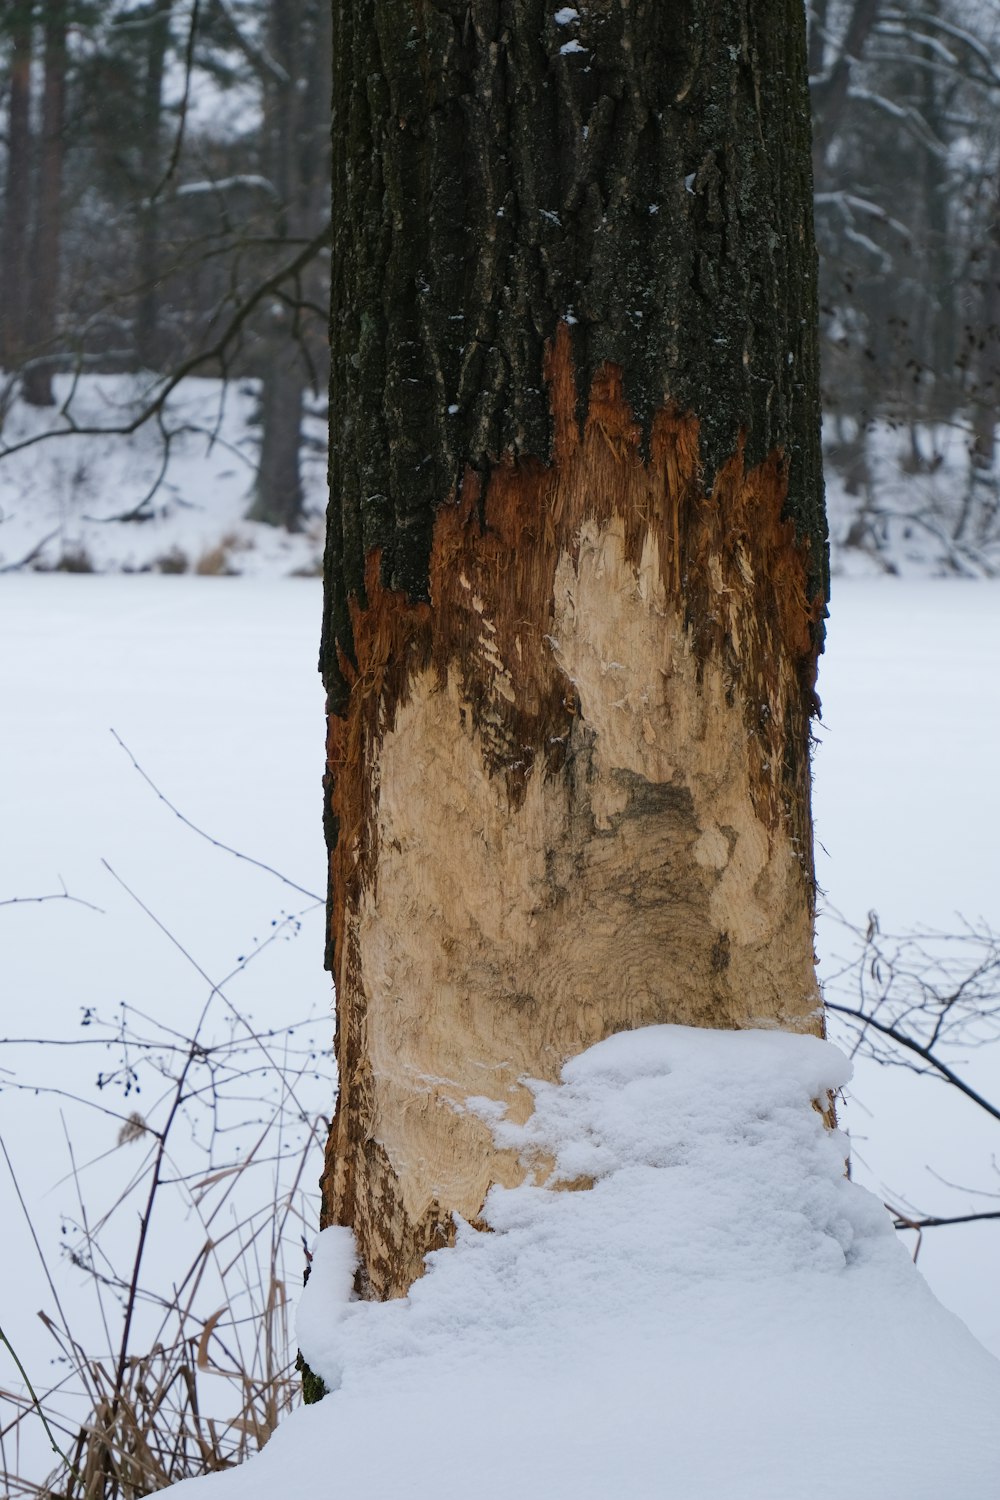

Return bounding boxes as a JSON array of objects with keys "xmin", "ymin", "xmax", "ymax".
[
  {"xmin": 1, "ymin": 0, "xmax": 332, "ymax": 573},
  {"xmin": 1, "ymin": 0, "xmax": 999, "ymax": 574},
  {"xmin": 2, "ymin": 2, "xmax": 1000, "ymax": 1498}
]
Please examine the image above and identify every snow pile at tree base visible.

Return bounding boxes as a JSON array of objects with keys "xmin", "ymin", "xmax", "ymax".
[{"xmin": 170, "ymin": 1026, "xmax": 1000, "ymax": 1500}]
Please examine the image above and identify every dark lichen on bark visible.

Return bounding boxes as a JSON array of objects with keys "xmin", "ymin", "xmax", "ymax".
[{"xmin": 323, "ymin": 0, "xmax": 826, "ymax": 709}]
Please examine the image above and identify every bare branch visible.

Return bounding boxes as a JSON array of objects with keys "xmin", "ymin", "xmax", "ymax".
[
  {"xmin": 892, "ymin": 1208, "xmax": 1000, "ymax": 1231},
  {"xmin": 110, "ymin": 729, "xmax": 322, "ymax": 902},
  {"xmin": 0, "ymin": 878, "xmax": 104, "ymax": 914},
  {"xmin": 0, "ymin": 223, "xmax": 332, "ymax": 463}
]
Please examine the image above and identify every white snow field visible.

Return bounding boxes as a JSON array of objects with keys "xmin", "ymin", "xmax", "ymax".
[
  {"xmin": 2, "ymin": 573, "xmax": 1000, "ymax": 1495},
  {"xmin": 0, "ymin": 577, "xmax": 333, "ymax": 1484},
  {"xmin": 814, "ymin": 579, "xmax": 1000, "ymax": 1360},
  {"xmin": 169, "ymin": 1026, "xmax": 1000, "ymax": 1500}
]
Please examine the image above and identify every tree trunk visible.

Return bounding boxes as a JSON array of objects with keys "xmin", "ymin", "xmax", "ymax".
[
  {"xmin": 22, "ymin": 0, "xmax": 68, "ymax": 408},
  {"xmin": 811, "ymin": 0, "xmax": 880, "ymax": 163},
  {"xmin": 808, "ymin": 0, "xmax": 828, "ymax": 81},
  {"xmin": 321, "ymin": 0, "xmax": 827, "ymax": 1301},
  {"xmin": 0, "ymin": 3, "xmax": 34, "ymax": 372},
  {"xmin": 247, "ymin": 0, "xmax": 328, "ymax": 529},
  {"xmin": 961, "ymin": 176, "xmax": 1000, "ymax": 543},
  {"xmin": 135, "ymin": 0, "xmax": 173, "ymax": 370},
  {"xmin": 914, "ymin": 0, "xmax": 952, "ymax": 427},
  {"xmin": 248, "ymin": 335, "xmax": 305, "ymax": 529}
]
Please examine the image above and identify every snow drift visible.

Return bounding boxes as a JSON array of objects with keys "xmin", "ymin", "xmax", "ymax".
[{"xmin": 167, "ymin": 1024, "xmax": 1000, "ymax": 1499}]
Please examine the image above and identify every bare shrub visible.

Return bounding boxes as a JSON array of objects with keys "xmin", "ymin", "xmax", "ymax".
[
  {"xmin": 194, "ymin": 534, "xmax": 251, "ymax": 577},
  {"xmin": 1, "ymin": 873, "xmax": 330, "ymax": 1498}
]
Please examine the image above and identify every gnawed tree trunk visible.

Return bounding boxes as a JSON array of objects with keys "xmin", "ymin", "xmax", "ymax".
[{"xmin": 321, "ymin": 0, "xmax": 827, "ymax": 1301}]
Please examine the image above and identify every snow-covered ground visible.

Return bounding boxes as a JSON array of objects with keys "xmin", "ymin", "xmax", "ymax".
[
  {"xmin": 0, "ymin": 577, "xmax": 332, "ymax": 1485},
  {"xmin": 169, "ymin": 1025, "xmax": 1000, "ymax": 1500},
  {"xmin": 2, "ymin": 565, "xmax": 999, "ymax": 1491},
  {"xmin": 0, "ymin": 375, "xmax": 326, "ymax": 577},
  {"xmin": 814, "ymin": 578, "xmax": 1000, "ymax": 1358},
  {"xmin": 824, "ymin": 416, "xmax": 1000, "ymax": 578}
]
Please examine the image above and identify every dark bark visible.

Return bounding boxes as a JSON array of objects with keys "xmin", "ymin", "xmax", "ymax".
[
  {"xmin": 917, "ymin": 6, "xmax": 954, "ymax": 424},
  {"xmin": 22, "ymin": 0, "xmax": 68, "ymax": 407},
  {"xmin": 1, "ymin": 4, "xmax": 34, "ymax": 371},
  {"xmin": 322, "ymin": 0, "xmax": 826, "ymax": 712}
]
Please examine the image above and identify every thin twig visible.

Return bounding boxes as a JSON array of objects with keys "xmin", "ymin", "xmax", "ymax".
[
  {"xmin": 99, "ymin": 861, "xmax": 320, "ymax": 1135},
  {"xmin": 0, "ymin": 527, "xmax": 61, "ymax": 574},
  {"xmin": 827, "ymin": 1000, "xmax": 1000, "ymax": 1125},
  {"xmin": 0, "ymin": 877, "xmax": 104, "ymax": 914},
  {"xmin": 892, "ymin": 1208, "xmax": 1000, "ymax": 1230},
  {"xmin": 0, "ymin": 224, "xmax": 332, "ymax": 462},
  {"xmin": 0, "ymin": 1141, "xmax": 74, "ymax": 1338},
  {"xmin": 110, "ymin": 730, "xmax": 322, "ymax": 901}
]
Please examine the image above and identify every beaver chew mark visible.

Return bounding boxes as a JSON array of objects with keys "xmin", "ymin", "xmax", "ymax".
[{"xmin": 323, "ymin": 323, "xmax": 825, "ymax": 1299}]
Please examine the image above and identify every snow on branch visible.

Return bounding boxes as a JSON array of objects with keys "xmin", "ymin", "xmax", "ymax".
[
  {"xmin": 814, "ymin": 191, "xmax": 912, "ymax": 242},
  {"xmin": 882, "ymin": 8, "xmax": 1000, "ymax": 90},
  {"xmin": 174, "ymin": 174, "xmax": 280, "ymax": 201},
  {"xmin": 847, "ymin": 86, "xmax": 951, "ymax": 159}
]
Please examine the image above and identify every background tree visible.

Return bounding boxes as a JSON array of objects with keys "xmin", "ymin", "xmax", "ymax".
[
  {"xmin": 247, "ymin": 0, "xmax": 332, "ymax": 529},
  {"xmin": 20, "ymin": 1, "xmax": 68, "ymax": 408},
  {"xmin": 0, "ymin": 3, "xmax": 33, "ymax": 374},
  {"xmin": 809, "ymin": 0, "xmax": 1000, "ymax": 561},
  {"xmin": 134, "ymin": 0, "xmax": 175, "ymax": 372},
  {"xmin": 0, "ymin": 0, "xmax": 331, "ymax": 528},
  {"xmin": 320, "ymin": 0, "xmax": 827, "ymax": 1300},
  {"xmin": 3, "ymin": 0, "xmax": 993, "ymax": 558}
]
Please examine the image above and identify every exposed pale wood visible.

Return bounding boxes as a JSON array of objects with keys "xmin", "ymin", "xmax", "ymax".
[{"xmin": 323, "ymin": 330, "xmax": 823, "ymax": 1299}]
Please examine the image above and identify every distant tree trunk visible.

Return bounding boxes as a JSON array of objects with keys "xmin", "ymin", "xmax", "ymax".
[
  {"xmin": 808, "ymin": 0, "xmax": 828, "ymax": 79},
  {"xmin": 811, "ymin": 0, "xmax": 880, "ymax": 163},
  {"xmin": 321, "ymin": 0, "xmax": 827, "ymax": 1301},
  {"xmin": 135, "ymin": 0, "xmax": 173, "ymax": 370},
  {"xmin": 915, "ymin": 0, "xmax": 953, "ymax": 427},
  {"xmin": 250, "ymin": 333, "xmax": 305, "ymax": 529},
  {"xmin": 961, "ymin": 176, "xmax": 1000, "ymax": 542},
  {"xmin": 248, "ymin": 0, "xmax": 329, "ymax": 529},
  {"xmin": 0, "ymin": 4, "xmax": 34, "ymax": 372},
  {"xmin": 22, "ymin": 0, "xmax": 68, "ymax": 407},
  {"xmin": 247, "ymin": 0, "xmax": 302, "ymax": 527}
]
